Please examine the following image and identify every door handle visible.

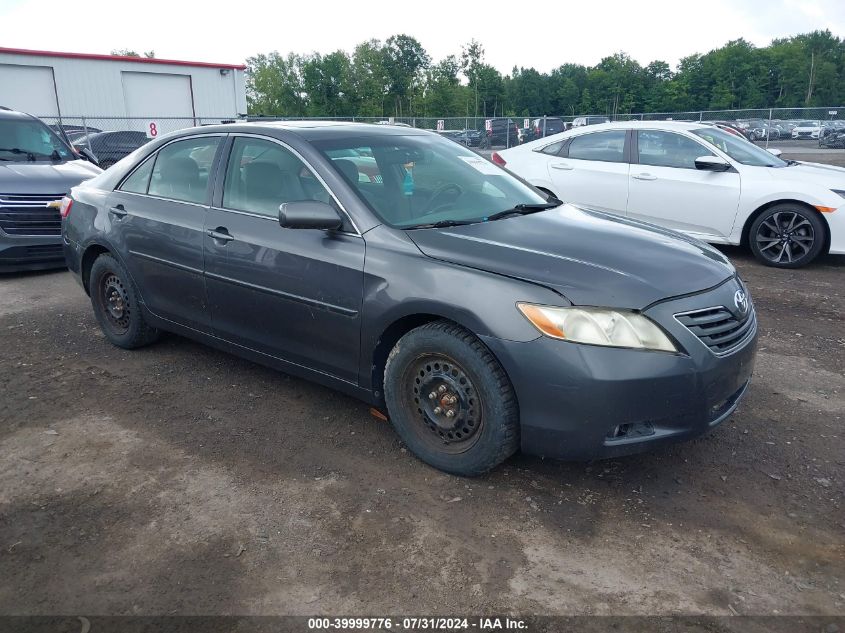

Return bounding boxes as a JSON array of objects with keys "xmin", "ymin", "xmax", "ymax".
[
  {"xmin": 207, "ymin": 227, "xmax": 234, "ymax": 243},
  {"xmin": 108, "ymin": 205, "xmax": 128, "ymax": 218},
  {"xmin": 550, "ymin": 163, "xmax": 574, "ymax": 170},
  {"xmin": 632, "ymin": 173, "xmax": 657, "ymax": 181}
]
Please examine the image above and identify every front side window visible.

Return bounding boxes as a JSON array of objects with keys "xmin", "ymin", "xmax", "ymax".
[
  {"xmin": 222, "ymin": 137, "xmax": 331, "ymax": 217},
  {"xmin": 311, "ymin": 133, "xmax": 549, "ymax": 228},
  {"xmin": 692, "ymin": 127, "xmax": 787, "ymax": 167},
  {"xmin": 567, "ymin": 130, "xmax": 626, "ymax": 163},
  {"xmin": 148, "ymin": 136, "xmax": 220, "ymax": 204},
  {"xmin": 0, "ymin": 118, "xmax": 73, "ymax": 162},
  {"xmin": 637, "ymin": 130, "xmax": 714, "ymax": 169}
]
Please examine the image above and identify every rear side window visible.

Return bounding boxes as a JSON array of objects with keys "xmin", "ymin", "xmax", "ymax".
[
  {"xmin": 119, "ymin": 156, "xmax": 154, "ymax": 194},
  {"xmin": 222, "ymin": 137, "xmax": 331, "ymax": 217},
  {"xmin": 567, "ymin": 130, "xmax": 626, "ymax": 163},
  {"xmin": 637, "ymin": 130, "xmax": 713, "ymax": 169},
  {"xmin": 148, "ymin": 136, "xmax": 220, "ymax": 204},
  {"xmin": 539, "ymin": 141, "xmax": 565, "ymax": 156}
]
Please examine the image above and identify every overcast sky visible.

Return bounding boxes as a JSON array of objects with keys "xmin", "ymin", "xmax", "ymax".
[{"xmin": 1, "ymin": 0, "xmax": 843, "ymax": 73}]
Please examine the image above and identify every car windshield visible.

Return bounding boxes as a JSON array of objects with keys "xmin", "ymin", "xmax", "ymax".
[
  {"xmin": 0, "ymin": 118, "xmax": 73, "ymax": 162},
  {"xmin": 798, "ymin": 121, "xmax": 817, "ymax": 127},
  {"xmin": 312, "ymin": 133, "xmax": 551, "ymax": 228},
  {"xmin": 692, "ymin": 127, "xmax": 787, "ymax": 168}
]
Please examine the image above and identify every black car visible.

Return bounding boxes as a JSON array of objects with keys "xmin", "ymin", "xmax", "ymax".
[
  {"xmin": 0, "ymin": 108, "xmax": 101, "ymax": 272},
  {"xmin": 482, "ymin": 118, "xmax": 519, "ymax": 148},
  {"xmin": 63, "ymin": 122, "xmax": 756, "ymax": 475},
  {"xmin": 74, "ymin": 131, "xmax": 150, "ymax": 169},
  {"xmin": 819, "ymin": 126, "xmax": 845, "ymax": 148},
  {"xmin": 531, "ymin": 117, "xmax": 566, "ymax": 140}
]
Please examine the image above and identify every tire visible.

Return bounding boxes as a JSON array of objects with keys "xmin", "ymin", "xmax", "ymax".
[
  {"xmin": 748, "ymin": 203, "xmax": 827, "ymax": 268},
  {"xmin": 89, "ymin": 253, "xmax": 160, "ymax": 348},
  {"xmin": 384, "ymin": 321, "xmax": 519, "ymax": 476}
]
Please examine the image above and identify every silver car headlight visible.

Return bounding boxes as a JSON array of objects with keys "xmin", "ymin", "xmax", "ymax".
[{"xmin": 517, "ymin": 304, "xmax": 678, "ymax": 352}]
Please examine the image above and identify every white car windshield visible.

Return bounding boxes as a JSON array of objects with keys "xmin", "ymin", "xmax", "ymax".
[{"xmin": 692, "ymin": 127, "xmax": 787, "ymax": 168}]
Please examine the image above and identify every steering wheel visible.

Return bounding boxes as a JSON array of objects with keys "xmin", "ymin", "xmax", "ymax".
[{"xmin": 418, "ymin": 183, "xmax": 464, "ymax": 216}]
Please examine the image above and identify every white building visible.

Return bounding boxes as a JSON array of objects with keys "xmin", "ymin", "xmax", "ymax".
[{"xmin": 0, "ymin": 47, "xmax": 247, "ymax": 126}]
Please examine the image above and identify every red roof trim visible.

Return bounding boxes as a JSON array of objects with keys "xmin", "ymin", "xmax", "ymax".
[{"xmin": 0, "ymin": 47, "xmax": 246, "ymax": 70}]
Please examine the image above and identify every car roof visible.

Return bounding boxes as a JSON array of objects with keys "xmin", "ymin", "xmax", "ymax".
[
  {"xmin": 0, "ymin": 107, "xmax": 35, "ymax": 121},
  {"xmin": 566, "ymin": 120, "xmax": 710, "ymax": 132}
]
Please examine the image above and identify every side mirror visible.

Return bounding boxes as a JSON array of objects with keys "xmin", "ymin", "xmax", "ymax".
[
  {"xmin": 767, "ymin": 148, "xmax": 783, "ymax": 157},
  {"xmin": 78, "ymin": 147, "xmax": 99, "ymax": 166},
  {"xmin": 279, "ymin": 200, "xmax": 342, "ymax": 230},
  {"xmin": 694, "ymin": 155, "xmax": 731, "ymax": 172}
]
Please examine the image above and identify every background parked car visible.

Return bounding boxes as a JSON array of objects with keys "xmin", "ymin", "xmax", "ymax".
[
  {"xmin": 73, "ymin": 131, "xmax": 150, "ymax": 169},
  {"xmin": 571, "ymin": 116, "xmax": 611, "ymax": 127},
  {"xmin": 531, "ymin": 117, "xmax": 566, "ymax": 140},
  {"xmin": 482, "ymin": 118, "xmax": 519, "ymax": 148},
  {"xmin": 792, "ymin": 121, "xmax": 822, "ymax": 139},
  {"xmin": 50, "ymin": 124, "xmax": 103, "ymax": 144},
  {"xmin": 497, "ymin": 121, "xmax": 845, "ymax": 268},
  {"xmin": 0, "ymin": 107, "xmax": 101, "ymax": 271},
  {"xmin": 819, "ymin": 125, "xmax": 845, "ymax": 148},
  {"xmin": 709, "ymin": 121, "xmax": 753, "ymax": 140}
]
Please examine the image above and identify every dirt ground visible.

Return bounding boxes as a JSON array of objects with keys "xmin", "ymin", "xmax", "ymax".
[{"xmin": 1, "ymin": 178, "xmax": 843, "ymax": 617}]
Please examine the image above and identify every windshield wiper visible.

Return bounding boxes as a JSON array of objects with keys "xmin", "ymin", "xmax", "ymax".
[
  {"xmin": 786, "ymin": 159, "xmax": 800, "ymax": 166},
  {"xmin": 484, "ymin": 201, "xmax": 561, "ymax": 222},
  {"xmin": 406, "ymin": 219, "xmax": 479, "ymax": 229},
  {"xmin": 0, "ymin": 147, "xmax": 38, "ymax": 161}
]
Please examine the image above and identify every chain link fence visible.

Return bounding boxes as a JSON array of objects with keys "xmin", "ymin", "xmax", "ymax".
[{"xmin": 39, "ymin": 107, "xmax": 845, "ymax": 164}]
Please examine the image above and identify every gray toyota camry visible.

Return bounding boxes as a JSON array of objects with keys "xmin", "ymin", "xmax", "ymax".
[{"xmin": 62, "ymin": 121, "xmax": 757, "ymax": 476}]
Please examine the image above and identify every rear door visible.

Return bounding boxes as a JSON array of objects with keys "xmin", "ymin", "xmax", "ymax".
[
  {"xmin": 544, "ymin": 129, "xmax": 630, "ymax": 215},
  {"xmin": 203, "ymin": 135, "xmax": 365, "ymax": 383},
  {"xmin": 107, "ymin": 134, "xmax": 223, "ymax": 330},
  {"xmin": 626, "ymin": 130, "xmax": 741, "ymax": 239}
]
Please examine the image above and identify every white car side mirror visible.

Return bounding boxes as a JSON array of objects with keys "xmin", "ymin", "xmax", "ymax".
[
  {"xmin": 767, "ymin": 148, "xmax": 783, "ymax": 157},
  {"xmin": 694, "ymin": 155, "xmax": 731, "ymax": 172}
]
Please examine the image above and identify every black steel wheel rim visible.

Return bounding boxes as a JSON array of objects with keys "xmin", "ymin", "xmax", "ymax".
[
  {"xmin": 401, "ymin": 354, "xmax": 483, "ymax": 455},
  {"xmin": 755, "ymin": 210, "xmax": 815, "ymax": 264},
  {"xmin": 100, "ymin": 272, "xmax": 131, "ymax": 334}
]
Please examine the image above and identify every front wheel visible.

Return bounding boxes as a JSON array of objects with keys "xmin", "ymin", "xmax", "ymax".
[
  {"xmin": 749, "ymin": 204, "xmax": 827, "ymax": 268},
  {"xmin": 384, "ymin": 321, "xmax": 519, "ymax": 476}
]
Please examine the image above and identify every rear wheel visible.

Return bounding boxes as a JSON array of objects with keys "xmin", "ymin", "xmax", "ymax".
[
  {"xmin": 749, "ymin": 204, "xmax": 826, "ymax": 268},
  {"xmin": 384, "ymin": 321, "xmax": 519, "ymax": 476},
  {"xmin": 90, "ymin": 253, "xmax": 160, "ymax": 348}
]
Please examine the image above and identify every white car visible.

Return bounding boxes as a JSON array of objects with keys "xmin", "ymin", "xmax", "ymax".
[
  {"xmin": 495, "ymin": 121, "xmax": 845, "ymax": 268},
  {"xmin": 791, "ymin": 121, "xmax": 822, "ymax": 139}
]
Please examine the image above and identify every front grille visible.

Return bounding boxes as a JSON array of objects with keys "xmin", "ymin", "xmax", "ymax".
[
  {"xmin": 0, "ymin": 193, "xmax": 65, "ymax": 236},
  {"xmin": 675, "ymin": 306, "xmax": 756, "ymax": 355}
]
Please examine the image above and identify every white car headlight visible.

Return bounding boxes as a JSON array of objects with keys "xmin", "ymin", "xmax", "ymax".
[{"xmin": 517, "ymin": 304, "xmax": 678, "ymax": 352}]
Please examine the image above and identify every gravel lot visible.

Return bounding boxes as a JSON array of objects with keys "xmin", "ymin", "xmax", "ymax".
[{"xmin": 1, "ymin": 158, "xmax": 843, "ymax": 617}]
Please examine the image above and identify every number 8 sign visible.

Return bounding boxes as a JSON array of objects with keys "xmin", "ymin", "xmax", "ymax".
[{"xmin": 145, "ymin": 121, "xmax": 160, "ymax": 139}]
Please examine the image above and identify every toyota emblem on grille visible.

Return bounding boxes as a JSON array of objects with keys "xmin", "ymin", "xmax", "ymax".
[{"xmin": 734, "ymin": 289, "xmax": 749, "ymax": 316}]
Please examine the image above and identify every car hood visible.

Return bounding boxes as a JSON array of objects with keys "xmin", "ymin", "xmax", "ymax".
[
  {"xmin": 0, "ymin": 159, "xmax": 102, "ymax": 194},
  {"xmin": 770, "ymin": 161, "xmax": 845, "ymax": 186},
  {"xmin": 406, "ymin": 204, "xmax": 735, "ymax": 309}
]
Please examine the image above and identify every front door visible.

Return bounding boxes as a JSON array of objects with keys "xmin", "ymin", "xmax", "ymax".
[
  {"xmin": 626, "ymin": 130, "xmax": 741, "ymax": 239},
  {"xmin": 106, "ymin": 134, "xmax": 222, "ymax": 330},
  {"xmin": 204, "ymin": 135, "xmax": 365, "ymax": 383}
]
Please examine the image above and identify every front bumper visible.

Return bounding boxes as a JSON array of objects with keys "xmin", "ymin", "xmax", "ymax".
[
  {"xmin": 481, "ymin": 278, "xmax": 758, "ymax": 461},
  {"xmin": 0, "ymin": 233, "xmax": 66, "ymax": 272}
]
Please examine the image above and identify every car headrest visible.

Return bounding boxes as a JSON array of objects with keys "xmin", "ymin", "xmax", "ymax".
[
  {"xmin": 243, "ymin": 160, "xmax": 284, "ymax": 199},
  {"xmin": 333, "ymin": 159, "xmax": 359, "ymax": 183}
]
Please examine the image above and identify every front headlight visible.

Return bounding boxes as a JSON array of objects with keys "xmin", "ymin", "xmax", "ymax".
[{"xmin": 517, "ymin": 304, "xmax": 678, "ymax": 352}]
